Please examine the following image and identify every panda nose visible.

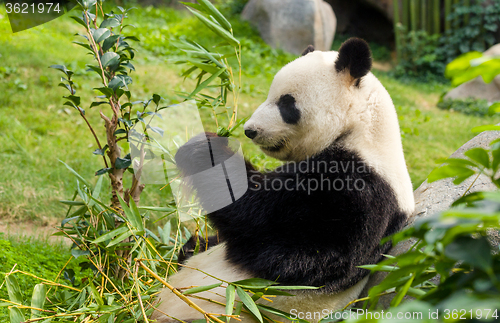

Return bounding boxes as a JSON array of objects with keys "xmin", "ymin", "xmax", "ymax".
[{"xmin": 245, "ymin": 129, "xmax": 258, "ymax": 139}]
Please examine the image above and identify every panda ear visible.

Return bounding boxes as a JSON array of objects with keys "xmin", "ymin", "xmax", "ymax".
[
  {"xmin": 335, "ymin": 38, "xmax": 372, "ymax": 86},
  {"xmin": 301, "ymin": 45, "xmax": 315, "ymax": 56}
]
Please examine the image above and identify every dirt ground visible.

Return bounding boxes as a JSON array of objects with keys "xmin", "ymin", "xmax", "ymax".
[{"xmin": 0, "ymin": 219, "xmax": 68, "ymax": 244}]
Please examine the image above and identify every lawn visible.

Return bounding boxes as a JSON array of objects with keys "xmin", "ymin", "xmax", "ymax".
[{"xmin": 0, "ymin": 2, "xmax": 498, "ymax": 226}]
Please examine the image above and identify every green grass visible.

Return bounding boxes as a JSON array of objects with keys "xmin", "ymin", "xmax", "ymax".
[
  {"xmin": 0, "ymin": 3, "xmax": 498, "ymax": 224},
  {"xmin": 0, "ymin": 233, "xmax": 78, "ymax": 321}
]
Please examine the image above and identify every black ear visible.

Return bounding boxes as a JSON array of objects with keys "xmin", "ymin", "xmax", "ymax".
[
  {"xmin": 335, "ymin": 38, "xmax": 372, "ymax": 83},
  {"xmin": 301, "ymin": 45, "xmax": 315, "ymax": 56}
]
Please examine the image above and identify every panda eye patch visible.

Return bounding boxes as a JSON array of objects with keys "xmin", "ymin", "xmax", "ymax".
[{"xmin": 277, "ymin": 94, "xmax": 301, "ymax": 124}]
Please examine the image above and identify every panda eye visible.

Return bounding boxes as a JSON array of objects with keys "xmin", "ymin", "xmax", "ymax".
[{"xmin": 277, "ymin": 94, "xmax": 301, "ymax": 125}]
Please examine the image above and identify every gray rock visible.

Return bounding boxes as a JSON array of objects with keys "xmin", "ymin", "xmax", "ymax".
[
  {"xmin": 359, "ymin": 130, "xmax": 500, "ymax": 309},
  {"xmin": 444, "ymin": 44, "xmax": 500, "ymax": 103},
  {"xmin": 241, "ymin": 0, "xmax": 336, "ymax": 55}
]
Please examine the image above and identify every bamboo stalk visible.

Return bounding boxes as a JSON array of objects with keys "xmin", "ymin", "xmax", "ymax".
[
  {"xmin": 433, "ymin": 0, "xmax": 440, "ymax": 34},
  {"xmin": 463, "ymin": 0, "xmax": 470, "ymax": 25},
  {"xmin": 421, "ymin": 0, "xmax": 427, "ymax": 33},
  {"xmin": 401, "ymin": 0, "xmax": 409, "ymax": 59},
  {"xmin": 394, "ymin": 0, "xmax": 402, "ymax": 62},
  {"xmin": 410, "ymin": 0, "xmax": 418, "ymax": 32},
  {"xmin": 444, "ymin": 0, "xmax": 451, "ymax": 31},
  {"xmin": 137, "ymin": 260, "xmax": 227, "ymax": 323}
]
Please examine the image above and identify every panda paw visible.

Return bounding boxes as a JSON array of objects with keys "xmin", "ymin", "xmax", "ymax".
[{"xmin": 175, "ymin": 132, "xmax": 234, "ymax": 176}]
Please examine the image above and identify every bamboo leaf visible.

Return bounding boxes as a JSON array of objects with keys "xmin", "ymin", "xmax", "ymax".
[
  {"xmin": 232, "ymin": 278, "xmax": 277, "ymax": 289},
  {"xmin": 187, "ymin": 8, "xmax": 239, "ymax": 47},
  {"xmin": 59, "ymin": 160, "xmax": 92, "ymax": 188},
  {"xmin": 187, "ymin": 67, "xmax": 226, "ymax": 99},
  {"xmin": 129, "ymin": 196, "xmax": 144, "ymax": 232},
  {"xmin": 9, "ymin": 307, "xmax": 25, "ymax": 323},
  {"xmin": 196, "ymin": 0, "xmax": 232, "ymax": 31},
  {"xmin": 236, "ymin": 286, "xmax": 262, "ymax": 323},
  {"xmin": 183, "ymin": 283, "xmax": 222, "ymax": 295},
  {"xmin": 391, "ymin": 275, "xmax": 414, "ymax": 307},
  {"xmin": 6, "ymin": 275, "xmax": 23, "ymax": 304},
  {"xmin": 89, "ymin": 281, "xmax": 104, "ymax": 306},
  {"xmin": 107, "ymin": 230, "xmax": 133, "ymax": 247},
  {"xmin": 226, "ymin": 284, "xmax": 236, "ymax": 320},
  {"xmin": 92, "ymin": 225, "xmax": 129, "ymax": 244},
  {"xmin": 30, "ymin": 284, "xmax": 47, "ymax": 319}
]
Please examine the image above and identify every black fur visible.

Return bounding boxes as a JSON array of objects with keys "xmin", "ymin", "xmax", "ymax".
[
  {"xmin": 335, "ymin": 38, "xmax": 372, "ymax": 84},
  {"xmin": 277, "ymin": 94, "xmax": 301, "ymax": 124},
  {"xmin": 302, "ymin": 45, "xmax": 315, "ymax": 56},
  {"xmin": 175, "ymin": 133, "xmax": 408, "ymax": 293},
  {"xmin": 178, "ymin": 235, "xmax": 220, "ymax": 264}
]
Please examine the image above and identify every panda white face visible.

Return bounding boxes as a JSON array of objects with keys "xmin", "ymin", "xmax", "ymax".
[{"xmin": 244, "ymin": 39, "xmax": 373, "ymax": 161}]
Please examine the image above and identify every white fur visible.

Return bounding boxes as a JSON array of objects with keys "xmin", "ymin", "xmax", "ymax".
[
  {"xmin": 244, "ymin": 51, "xmax": 414, "ymax": 214},
  {"xmin": 153, "ymin": 50, "xmax": 414, "ymax": 321}
]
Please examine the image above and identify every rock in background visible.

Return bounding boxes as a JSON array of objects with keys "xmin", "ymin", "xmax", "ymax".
[
  {"xmin": 241, "ymin": 0, "xmax": 336, "ymax": 55},
  {"xmin": 444, "ymin": 44, "xmax": 500, "ymax": 103}
]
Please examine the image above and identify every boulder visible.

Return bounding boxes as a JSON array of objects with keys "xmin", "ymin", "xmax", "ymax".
[
  {"xmin": 241, "ymin": 0, "xmax": 336, "ymax": 55},
  {"xmin": 360, "ymin": 130, "xmax": 500, "ymax": 308},
  {"xmin": 444, "ymin": 44, "xmax": 500, "ymax": 103}
]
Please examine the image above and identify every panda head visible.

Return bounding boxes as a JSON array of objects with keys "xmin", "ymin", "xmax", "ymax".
[{"xmin": 244, "ymin": 38, "xmax": 373, "ymax": 161}]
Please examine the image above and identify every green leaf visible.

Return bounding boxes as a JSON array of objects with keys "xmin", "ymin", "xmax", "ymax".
[
  {"xmin": 186, "ymin": 8, "xmax": 239, "ymax": 47},
  {"xmin": 49, "ymin": 64, "xmax": 72, "ymax": 77},
  {"xmin": 73, "ymin": 41, "xmax": 93, "ymax": 52},
  {"xmin": 102, "ymin": 35, "xmax": 120, "ymax": 52},
  {"xmin": 188, "ymin": 67, "xmax": 227, "ymax": 99},
  {"xmin": 6, "ymin": 275, "xmax": 23, "ymax": 304},
  {"xmin": 71, "ymin": 249, "xmax": 90, "ymax": 259},
  {"xmin": 101, "ymin": 52, "xmax": 120, "ymax": 68},
  {"xmin": 152, "ymin": 94, "xmax": 161, "ymax": 106},
  {"xmin": 488, "ymin": 102, "xmax": 500, "ymax": 115},
  {"xmin": 391, "ymin": 275, "xmax": 414, "ymax": 307},
  {"xmin": 93, "ymin": 28, "xmax": 111, "ymax": 43},
  {"xmin": 100, "ymin": 18, "xmax": 120, "ymax": 28},
  {"xmin": 445, "ymin": 51, "xmax": 482, "ymax": 80},
  {"xmin": 124, "ymin": 35, "xmax": 140, "ymax": 41},
  {"xmin": 70, "ymin": 16, "xmax": 88, "ymax": 28},
  {"xmin": 138, "ymin": 206, "xmax": 175, "ymax": 212},
  {"xmin": 232, "ymin": 278, "xmax": 277, "ymax": 289},
  {"xmin": 427, "ymin": 165, "xmax": 475, "ymax": 184},
  {"xmin": 63, "ymin": 95, "xmax": 81, "ymax": 106},
  {"xmin": 95, "ymin": 167, "xmax": 112, "ymax": 176},
  {"xmin": 472, "ymin": 125, "xmax": 500, "ymax": 133},
  {"xmin": 464, "ymin": 147, "xmax": 490, "ymax": 168},
  {"xmin": 90, "ymin": 101, "xmax": 109, "ymax": 109},
  {"xmin": 129, "ymin": 197, "xmax": 144, "ymax": 232},
  {"xmin": 266, "ymin": 285, "xmax": 319, "ymax": 290},
  {"xmin": 183, "ymin": 283, "xmax": 222, "ymax": 295},
  {"xmin": 92, "ymin": 226, "xmax": 129, "ymax": 244},
  {"xmin": 107, "ymin": 230, "xmax": 133, "ymax": 247},
  {"xmin": 59, "ymin": 160, "xmax": 91, "ymax": 188},
  {"xmin": 445, "ymin": 236, "xmax": 492, "ymax": 272},
  {"xmin": 196, "ymin": 0, "xmax": 232, "ymax": 31},
  {"xmin": 236, "ymin": 286, "xmax": 262, "ymax": 323},
  {"xmin": 115, "ymin": 157, "xmax": 131, "ymax": 169},
  {"xmin": 89, "ymin": 280, "xmax": 104, "ymax": 306},
  {"xmin": 30, "ymin": 284, "xmax": 47, "ymax": 319},
  {"xmin": 59, "ymin": 200, "xmax": 85, "ymax": 206},
  {"xmin": 9, "ymin": 307, "xmax": 25, "ymax": 323},
  {"xmin": 226, "ymin": 284, "xmax": 236, "ymax": 321},
  {"xmin": 94, "ymin": 87, "xmax": 114, "ymax": 98}
]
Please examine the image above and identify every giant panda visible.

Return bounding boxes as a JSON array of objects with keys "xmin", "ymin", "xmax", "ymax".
[{"xmin": 151, "ymin": 38, "xmax": 415, "ymax": 322}]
